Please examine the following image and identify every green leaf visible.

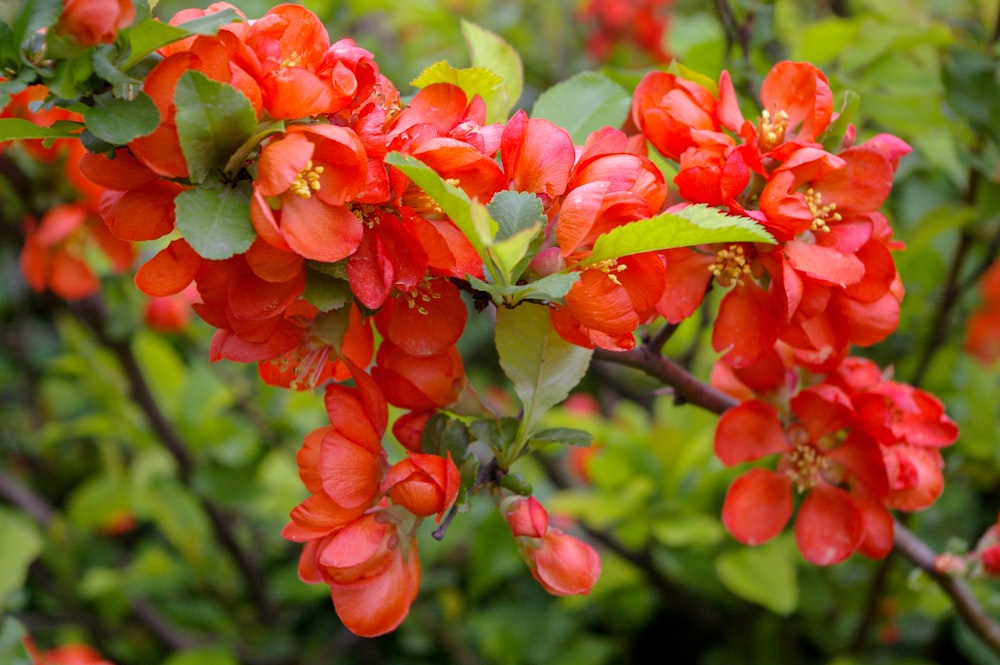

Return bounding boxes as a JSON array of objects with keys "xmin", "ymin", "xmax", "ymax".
[
  {"xmin": 303, "ymin": 269, "xmax": 354, "ymax": 312},
  {"xmin": 0, "ymin": 117, "xmax": 80, "ymax": 141},
  {"xmin": 715, "ymin": 538, "xmax": 798, "ymax": 615},
  {"xmin": 820, "ymin": 90, "xmax": 860, "ymax": 153},
  {"xmin": 121, "ymin": 9, "xmax": 241, "ymax": 71},
  {"xmin": 0, "ymin": 509, "xmax": 42, "ymax": 608},
  {"xmin": 174, "ymin": 70, "xmax": 257, "ymax": 183},
  {"xmin": 384, "ymin": 152, "xmax": 490, "ymax": 261},
  {"xmin": 495, "ymin": 303, "xmax": 593, "ymax": 451},
  {"xmin": 163, "ymin": 648, "xmax": 240, "ymax": 665},
  {"xmin": 468, "ymin": 271, "xmax": 579, "ymax": 306},
  {"xmin": 174, "ymin": 181, "xmax": 255, "ymax": 260},
  {"xmin": 531, "ymin": 71, "xmax": 631, "ymax": 144},
  {"xmin": 461, "ymin": 20, "xmax": 523, "ymax": 119},
  {"xmin": 529, "ymin": 427, "xmax": 593, "ymax": 448},
  {"xmin": 411, "ymin": 61, "xmax": 508, "ymax": 124},
  {"xmin": 83, "ymin": 92, "xmax": 159, "ymax": 144},
  {"xmin": 489, "ymin": 223, "xmax": 542, "ymax": 284},
  {"xmin": 581, "ymin": 204, "xmax": 774, "ymax": 267},
  {"xmin": 489, "ymin": 190, "xmax": 546, "ymax": 241},
  {"xmin": 650, "ymin": 514, "xmax": 725, "ymax": 547}
]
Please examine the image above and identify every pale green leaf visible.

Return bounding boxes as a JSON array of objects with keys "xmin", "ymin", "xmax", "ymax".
[
  {"xmin": 461, "ymin": 20, "xmax": 523, "ymax": 118},
  {"xmin": 410, "ymin": 61, "xmax": 508, "ymax": 124},
  {"xmin": 531, "ymin": 71, "xmax": 631, "ymax": 144},
  {"xmin": 495, "ymin": 303, "xmax": 593, "ymax": 440},
  {"xmin": 384, "ymin": 152, "xmax": 489, "ymax": 261},
  {"xmin": 582, "ymin": 204, "xmax": 774, "ymax": 267},
  {"xmin": 488, "ymin": 223, "xmax": 542, "ymax": 283},
  {"xmin": 715, "ymin": 538, "xmax": 798, "ymax": 615}
]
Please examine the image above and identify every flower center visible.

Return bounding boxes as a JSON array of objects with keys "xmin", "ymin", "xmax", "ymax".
[
  {"xmin": 759, "ymin": 109, "xmax": 790, "ymax": 152},
  {"xmin": 805, "ymin": 187, "xmax": 840, "ymax": 233},
  {"xmin": 593, "ymin": 259, "xmax": 627, "ymax": 285},
  {"xmin": 787, "ymin": 442, "xmax": 829, "ymax": 492},
  {"xmin": 403, "ymin": 284, "xmax": 441, "ymax": 315},
  {"xmin": 708, "ymin": 244, "xmax": 752, "ymax": 286},
  {"xmin": 281, "ymin": 51, "xmax": 303, "ymax": 68},
  {"xmin": 290, "ymin": 160, "xmax": 324, "ymax": 198}
]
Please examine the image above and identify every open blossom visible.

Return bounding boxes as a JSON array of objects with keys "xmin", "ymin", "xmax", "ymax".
[{"xmin": 383, "ymin": 452, "xmax": 461, "ymax": 520}]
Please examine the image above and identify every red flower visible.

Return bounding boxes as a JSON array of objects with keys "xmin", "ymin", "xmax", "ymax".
[
  {"xmin": 715, "ymin": 388, "xmax": 891, "ymax": 565},
  {"xmin": 54, "ymin": 0, "xmax": 134, "ymax": 47},
  {"xmin": 252, "ymin": 125, "xmax": 368, "ymax": 262},
  {"xmin": 965, "ymin": 258, "xmax": 1000, "ymax": 364},
  {"xmin": 383, "ymin": 452, "xmax": 461, "ymax": 520}
]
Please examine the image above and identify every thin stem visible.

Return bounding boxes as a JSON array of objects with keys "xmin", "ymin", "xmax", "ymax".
[{"xmin": 894, "ymin": 520, "xmax": 1000, "ymax": 654}]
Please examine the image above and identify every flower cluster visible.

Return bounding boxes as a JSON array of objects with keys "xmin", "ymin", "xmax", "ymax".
[
  {"xmin": 3, "ymin": 0, "xmax": 964, "ymax": 639},
  {"xmin": 712, "ymin": 351, "xmax": 957, "ymax": 564}
]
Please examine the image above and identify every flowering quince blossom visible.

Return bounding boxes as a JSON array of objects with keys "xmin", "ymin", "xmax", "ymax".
[
  {"xmin": 714, "ymin": 352, "xmax": 957, "ymax": 565},
  {"xmin": 23, "ymin": 636, "xmax": 115, "ymax": 665},
  {"xmin": 502, "ymin": 495, "xmax": 602, "ymax": 596},
  {"xmin": 6, "ymin": 0, "xmax": 971, "ymax": 639},
  {"xmin": 965, "ymin": 258, "xmax": 1000, "ymax": 365}
]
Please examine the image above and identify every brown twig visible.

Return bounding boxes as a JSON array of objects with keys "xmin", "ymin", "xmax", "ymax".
[
  {"xmin": 594, "ymin": 336, "xmax": 1000, "ymax": 658},
  {"xmin": 893, "ymin": 520, "xmax": 1000, "ymax": 654}
]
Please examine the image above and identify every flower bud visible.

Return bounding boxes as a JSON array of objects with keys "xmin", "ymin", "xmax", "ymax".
[
  {"xmin": 383, "ymin": 452, "xmax": 460, "ymax": 520},
  {"xmin": 55, "ymin": 0, "xmax": 135, "ymax": 47},
  {"xmin": 528, "ymin": 528, "xmax": 601, "ymax": 596},
  {"xmin": 503, "ymin": 495, "xmax": 548, "ymax": 539}
]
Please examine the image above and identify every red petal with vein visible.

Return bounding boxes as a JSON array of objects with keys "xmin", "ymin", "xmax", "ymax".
[
  {"xmin": 556, "ymin": 181, "xmax": 611, "ymax": 255},
  {"xmin": 49, "ymin": 254, "xmax": 100, "ymax": 300},
  {"xmin": 883, "ymin": 445, "xmax": 944, "ymax": 512},
  {"xmin": 256, "ymin": 132, "xmax": 313, "ymax": 197},
  {"xmin": 501, "ymin": 109, "xmax": 574, "ymax": 201},
  {"xmin": 98, "ymin": 182, "xmax": 180, "ymax": 241},
  {"xmin": 319, "ymin": 515, "xmax": 389, "ymax": 569},
  {"xmin": 282, "ymin": 492, "xmax": 367, "ymax": 541},
  {"xmin": 318, "ymin": 431, "xmax": 383, "ymax": 509},
  {"xmin": 721, "ymin": 468, "xmax": 792, "ymax": 545},
  {"xmin": 794, "ymin": 484, "xmax": 863, "ymax": 565},
  {"xmin": 843, "ymin": 240, "xmax": 895, "ymax": 303},
  {"xmin": 264, "ymin": 67, "xmax": 335, "ymax": 119},
  {"xmin": 855, "ymin": 489, "xmax": 894, "ymax": 559},
  {"xmin": 210, "ymin": 322, "xmax": 303, "ymax": 363},
  {"xmin": 790, "ymin": 384, "xmax": 853, "ymax": 441},
  {"xmin": 714, "ymin": 400, "xmax": 788, "ymax": 466},
  {"xmin": 323, "ymin": 384, "xmax": 382, "ymax": 451},
  {"xmin": 378, "ymin": 279, "xmax": 467, "ymax": 357},
  {"xmin": 228, "ymin": 269, "xmax": 305, "ymax": 321},
  {"xmin": 841, "ymin": 289, "xmax": 900, "ymax": 347},
  {"xmin": 531, "ymin": 529, "xmax": 602, "ymax": 596},
  {"xmin": 829, "ymin": 431, "xmax": 889, "ymax": 498},
  {"xmin": 656, "ymin": 248, "xmax": 714, "ymax": 324},
  {"xmin": 373, "ymin": 342, "xmax": 465, "ymax": 410},
  {"xmin": 712, "ymin": 282, "xmax": 780, "ymax": 368},
  {"xmin": 564, "ymin": 268, "xmax": 639, "ymax": 337},
  {"xmin": 330, "ymin": 547, "xmax": 420, "ymax": 637},
  {"xmin": 79, "ymin": 149, "xmax": 157, "ymax": 190},
  {"xmin": 135, "ymin": 239, "xmax": 201, "ymax": 297},
  {"xmin": 759, "ymin": 61, "xmax": 832, "ymax": 143},
  {"xmin": 244, "ymin": 239, "xmax": 304, "ymax": 283},
  {"xmin": 297, "ymin": 425, "xmax": 332, "ymax": 492},
  {"xmin": 785, "ymin": 240, "xmax": 865, "ymax": 288},
  {"xmin": 279, "ymin": 195, "xmax": 363, "ymax": 262}
]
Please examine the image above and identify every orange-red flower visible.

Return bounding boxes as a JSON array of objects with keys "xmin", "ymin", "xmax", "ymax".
[
  {"xmin": 251, "ymin": 125, "xmax": 368, "ymax": 262},
  {"xmin": 383, "ymin": 452, "xmax": 460, "ymax": 520},
  {"xmin": 54, "ymin": 0, "xmax": 134, "ymax": 47}
]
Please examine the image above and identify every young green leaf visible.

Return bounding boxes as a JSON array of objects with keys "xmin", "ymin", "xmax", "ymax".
[
  {"xmin": 529, "ymin": 427, "xmax": 594, "ymax": 448},
  {"xmin": 460, "ymin": 20, "xmax": 523, "ymax": 118},
  {"xmin": 174, "ymin": 70, "xmax": 257, "ymax": 183},
  {"xmin": 820, "ymin": 90, "xmax": 860, "ymax": 153},
  {"xmin": 495, "ymin": 303, "xmax": 593, "ymax": 452},
  {"xmin": 410, "ymin": 61, "xmax": 508, "ymax": 124},
  {"xmin": 489, "ymin": 223, "xmax": 542, "ymax": 284},
  {"xmin": 580, "ymin": 204, "xmax": 774, "ymax": 267},
  {"xmin": 531, "ymin": 71, "xmax": 631, "ymax": 144},
  {"xmin": 303, "ymin": 269, "xmax": 354, "ymax": 312},
  {"xmin": 174, "ymin": 181, "xmax": 255, "ymax": 260},
  {"xmin": 82, "ymin": 92, "xmax": 159, "ymax": 144},
  {"xmin": 488, "ymin": 190, "xmax": 545, "ymax": 241},
  {"xmin": 384, "ymin": 152, "xmax": 491, "ymax": 262},
  {"xmin": 468, "ymin": 271, "xmax": 578, "ymax": 307}
]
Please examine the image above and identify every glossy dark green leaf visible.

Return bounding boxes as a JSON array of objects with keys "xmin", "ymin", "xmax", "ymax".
[{"xmin": 174, "ymin": 181, "xmax": 255, "ymax": 260}]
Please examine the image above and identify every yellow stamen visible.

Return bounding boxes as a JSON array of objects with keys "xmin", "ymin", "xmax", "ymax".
[
  {"xmin": 759, "ymin": 109, "xmax": 790, "ymax": 152},
  {"xmin": 289, "ymin": 160, "xmax": 324, "ymax": 199},
  {"xmin": 707, "ymin": 244, "xmax": 752, "ymax": 286},
  {"xmin": 804, "ymin": 187, "xmax": 839, "ymax": 232}
]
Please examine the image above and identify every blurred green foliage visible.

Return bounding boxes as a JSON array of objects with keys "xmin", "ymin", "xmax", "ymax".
[{"xmin": 1, "ymin": 0, "xmax": 1000, "ymax": 663}]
